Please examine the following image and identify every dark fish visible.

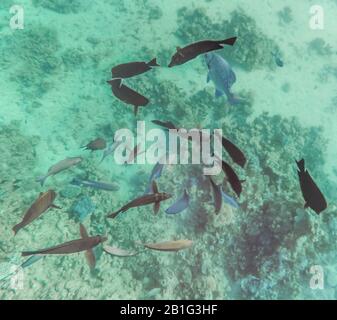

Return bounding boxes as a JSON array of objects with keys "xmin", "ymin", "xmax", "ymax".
[
  {"xmin": 271, "ymin": 51, "xmax": 284, "ymax": 67},
  {"xmin": 141, "ymin": 240, "xmax": 193, "ymax": 252},
  {"xmin": 168, "ymin": 37, "xmax": 237, "ymax": 68},
  {"xmin": 36, "ymin": 157, "xmax": 83, "ymax": 186},
  {"xmin": 220, "ymin": 159, "xmax": 244, "ymax": 198},
  {"xmin": 216, "ymin": 132, "xmax": 246, "ymax": 168},
  {"xmin": 151, "ymin": 120, "xmax": 178, "ymax": 130},
  {"xmin": 107, "ymin": 79, "xmax": 149, "ymax": 115},
  {"xmin": 22, "ymin": 229, "xmax": 107, "ymax": 257},
  {"xmin": 79, "ymin": 224, "xmax": 96, "ymax": 270},
  {"xmin": 82, "ymin": 138, "xmax": 107, "ymax": 151},
  {"xmin": 111, "ymin": 58, "xmax": 160, "ymax": 79},
  {"xmin": 126, "ymin": 143, "xmax": 144, "ymax": 164},
  {"xmin": 145, "ymin": 162, "xmax": 164, "ymax": 194},
  {"xmin": 71, "ymin": 177, "xmax": 119, "ymax": 191},
  {"xmin": 208, "ymin": 177, "xmax": 222, "ymax": 214},
  {"xmin": 107, "ymin": 180, "xmax": 171, "ymax": 218},
  {"xmin": 165, "ymin": 189, "xmax": 189, "ymax": 215},
  {"xmin": 296, "ymin": 159, "xmax": 327, "ymax": 214},
  {"xmin": 13, "ymin": 190, "xmax": 60, "ymax": 235}
]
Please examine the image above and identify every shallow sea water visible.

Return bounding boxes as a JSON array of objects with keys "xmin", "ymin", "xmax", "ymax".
[{"xmin": 0, "ymin": 0, "xmax": 337, "ymax": 299}]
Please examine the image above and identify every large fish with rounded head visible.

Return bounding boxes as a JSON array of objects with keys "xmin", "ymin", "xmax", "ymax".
[
  {"xmin": 13, "ymin": 190, "xmax": 61, "ymax": 235},
  {"xmin": 107, "ymin": 79, "xmax": 149, "ymax": 115},
  {"xmin": 296, "ymin": 159, "xmax": 327, "ymax": 214},
  {"xmin": 168, "ymin": 37, "xmax": 237, "ymax": 67},
  {"xmin": 205, "ymin": 52, "xmax": 242, "ymax": 105},
  {"xmin": 36, "ymin": 157, "xmax": 83, "ymax": 186},
  {"xmin": 111, "ymin": 58, "xmax": 160, "ymax": 79}
]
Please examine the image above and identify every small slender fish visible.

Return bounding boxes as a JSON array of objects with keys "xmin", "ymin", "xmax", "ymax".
[
  {"xmin": 13, "ymin": 190, "xmax": 60, "ymax": 235},
  {"xmin": 71, "ymin": 177, "xmax": 119, "ymax": 191},
  {"xmin": 36, "ymin": 157, "xmax": 83, "ymax": 186},
  {"xmin": 209, "ymin": 178, "xmax": 222, "ymax": 214},
  {"xmin": 221, "ymin": 188, "xmax": 239, "ymax": 209},
  {"xmin": 20, "ymin": 255, "xmax": 44, "ymax": 269},
  {"xmin": 141, "ymin": 240, "xmax": 193, "ymax": 252},
  {"xmin": 22, "ymin": 228, "xmax": 107, "ymax": 257},
  {"xmin": 215, "ymin": 132, "xmax": 246, "ymax": 168},
  {"xmin": 107, "ymin": 79, "xmax": 149, "ymax": 115},
  {"xmin": 165, "ymin": 190, "xmax": 190, "ymax": 215},
  {"xmin": 218, "ymin": 158, "xmax": 244, "ymax": 198},
  {"xmin": 296, "ymin": 159, "xmax": 327, "ymax": 214},
  {"xmin": 101, "ymin": 140, "xmax": 123, "ymax": 163},
  {"xmin": 103, "ymin": 245, "xmax": 138, "ymax": 257},
  {"xmin": 111, "ymin": 58, "xmax": 160, "ymax": 79},
  {"xmin": 107, "ymin": 180, "xmax": 171, "ymax": 218},
  {"xmin": 82, "ymin": 138, "xmax": 107, "ymax": 152},
  {"xmin": 168, "ymin": 37, "xmax": 237, "ymax": 68},
  {"xmin": 145, "ymin": 162, "xmax": 165, "ymax": 194},
  {"xmin": 271, "ymin": 51, "xmax": 284, "ymax": 67}
]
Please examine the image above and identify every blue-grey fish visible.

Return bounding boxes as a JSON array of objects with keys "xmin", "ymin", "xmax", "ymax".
[
  {"xmin": 145, "ymin": 162, "xmax": 164, "ymax": 194},
  {"xmin": 21, "ymin": 255, "xmax": 44, "ymax": 269},
  {"xmin": 221, "ymin": 188, "xmax": 239, "ymax": 209},
  {"xmin": 205, "ymin": 52, "xmax": 241, "ymax": 105},
  {"xmin": 271, "ymin": 51, "xmax": 284, "ymax": 67},
  {"xmin": 165, "ymin": 189, "xmax": 189, "ymax": 215},
  {"xmin": 100, "ymin": 140, "xmax": 123, "ymax": 163},
  {"xmin": 71, "ymin": 177, "xmax": 119, "ymax": 191}
]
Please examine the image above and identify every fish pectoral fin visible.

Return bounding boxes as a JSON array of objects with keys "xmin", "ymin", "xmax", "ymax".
[
  {"xmin": 85, "ymin": 249, "xmax": 96, "ymax": 270},
  {"xmin": 154, "ymin": 201, "xmax": 160, "ymax": 215},
  {"xmin": 51, "ymin": 204, "xmax": 62, "ymax": 210},
  {"xmin": 215, "ymin": 89, "xmax": 224, "ymax": 98},
  {"xmin": 152, "ymin": 180, "xmax": 159, "ymax": 194},
  {"xmin": 80, "ymin": 223, "xmax": 89, "ymax": 238},
  {"xmin": 207, "ymin": 72, "xmax": 211, "ymax": 83},
  {"xmin": 176, "ymin": 47, "xmax": 184, "ymax": 57}
]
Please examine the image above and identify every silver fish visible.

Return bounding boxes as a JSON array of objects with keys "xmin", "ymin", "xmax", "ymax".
[{"xmin": 36, "ymin": 157, "xmax": 83, "ymax": 186}]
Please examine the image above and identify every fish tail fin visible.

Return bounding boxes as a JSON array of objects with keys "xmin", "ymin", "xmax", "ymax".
[
  {"xmin": 220, "ymin": 37, "xmax": 237, "ymax": 47},
  {"xmin": 107, "ymin": 209, "xmax": 122, "ymax": 219},
  {"xmin": 134, "ymin": 106, "xmax": 139, "ymax": 116},
  {"xmin": 12, "ymin": 223, "xmax": 22, "ymax": 236},
  {"xmin": 154, "ymin": 201, "xmax": 160, "ymax": 215},
  {"xmin": 36, "ymin": 175, "xmax": 47, "ymax": 187},
  {"xmin": 296, "ymin": 159, "xmax": 305, "ymax": 172},
  {"xmin": 148, "ymin": 58, "xmax": 160, "ymax": 67},
  {"xmin": 228, "ymin": 94, "xmax": 244, "ymax": 105}
]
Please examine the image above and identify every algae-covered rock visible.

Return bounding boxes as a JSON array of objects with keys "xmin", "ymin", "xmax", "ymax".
[
  {"xmin": 60, "ymin": 185, "xmax": 82, "ymax": 199},
  {"xmin": 70, "ymin": 196, "xmax": 95, "ymax": 222}
]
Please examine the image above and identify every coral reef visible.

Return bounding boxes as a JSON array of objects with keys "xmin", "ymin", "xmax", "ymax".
[{"xmin": 32, "ymin": 0, "xmax": 84, "ymax": 14}]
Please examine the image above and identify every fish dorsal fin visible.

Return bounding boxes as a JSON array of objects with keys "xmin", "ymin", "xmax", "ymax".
[
  {"xmin": 80, "ymin": 223, "xmax": 89, "ymax": 238},
  {"xmin": 152, "ymin": 180, "xmax": 159, "ymax": 194},
  {"xmin": 154, "ymin": 201, "xmax": 160, "ymax": 215}
]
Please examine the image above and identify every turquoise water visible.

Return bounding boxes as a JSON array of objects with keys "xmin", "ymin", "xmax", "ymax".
[{"xmin": 0, "ymin": 0, "xmax": 337, "ymax": 300}]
